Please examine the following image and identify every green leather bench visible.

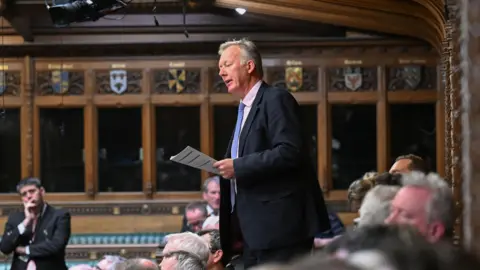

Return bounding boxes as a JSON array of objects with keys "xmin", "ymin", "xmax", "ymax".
[
  {"xmin": 68, "ymin": 233, "xmax": 168, "ymax": 245},
  {"xmin": 0, "ymin": 261, "xmax": 93, "ymax": 270},
  {"xmin": 0, "ymin": 232, "xmax": 169, "ymax": 246}
]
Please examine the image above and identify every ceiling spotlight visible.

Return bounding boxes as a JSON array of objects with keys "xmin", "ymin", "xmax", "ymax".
[{"xmin": 235, "ymin": 7, "xmax": 246, "ymax": 15}]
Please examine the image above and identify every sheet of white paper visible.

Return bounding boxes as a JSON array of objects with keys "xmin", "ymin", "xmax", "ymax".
[{"xmin": 170, "ymin": 146, "xmax": 220, "ymax": 174}]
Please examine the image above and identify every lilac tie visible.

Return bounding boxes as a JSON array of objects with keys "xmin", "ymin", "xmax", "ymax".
[{"xmin": 230, "ymin": 102, "xmax": 245, "ymax": 211}]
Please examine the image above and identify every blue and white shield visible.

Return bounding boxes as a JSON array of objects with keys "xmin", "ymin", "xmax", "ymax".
[
  {"xmin": 0, "ymin": 71, "xmax": 6, "ymax": 95},
  {"xmin": 51, "ymin": 70, "xmax": 69, "ymax": 94}
]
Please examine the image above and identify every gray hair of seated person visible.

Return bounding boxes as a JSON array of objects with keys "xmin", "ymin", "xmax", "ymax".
[
  {"xmin": 175, "ymin": 253, "xmax": 206, "ymax": 270},
  {"xmin": 399, "ymin": 171, "xmax": 454, "ymax": 233},
  {"xmin": 100, "ymin": 255, "xmax": 126, "ymax": 270},
  {"xmin": 197, "ymin": 229, "xmax": 221, "ymax": 253},
  {"xmin": 165, "ymin": 232, "xmax": 210, "ymax": 267},
  {"xmin": 262, "ymin": 251, "xmax": 360, "ymax": 270},
  {"xmin": 113, "ymin": 258, "xmax": 158, "ymax": 270},
  {"xmin": 357, "ymin": 185, "xmax": 400, "ymax": 227},
  {"xmin": 325, "ymin": 224, "xmax": 426, "ymax": 255}
]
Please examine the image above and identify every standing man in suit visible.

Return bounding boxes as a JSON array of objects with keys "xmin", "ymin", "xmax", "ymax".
[
  {"xmin": 213, "ymin": 38, "xmax": 330, "ymax": 268},
  {"xmin": 0, "ymin": 177, "xmax": 71, "ymax": 270}
]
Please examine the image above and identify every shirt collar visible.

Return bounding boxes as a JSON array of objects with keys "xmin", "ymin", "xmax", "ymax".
[{"xmin": 241, "ymin": 80, "xmax": 262, "ymax": 107}]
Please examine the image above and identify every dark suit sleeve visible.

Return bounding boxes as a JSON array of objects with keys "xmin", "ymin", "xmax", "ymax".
[
  {"xmin": 180, "ymin": 214, "xmax": 189, "ymax": 232},
  {"xmin": 0, "ymin": 214, "xmax": 23, "ymax": 255},
  {"xmin": 28, "ymin": 211, "xmax": 71, "ymax": 258},
  {"xmin": 234, "ymin": 90, "xmax": 303, "ymax": 180}
]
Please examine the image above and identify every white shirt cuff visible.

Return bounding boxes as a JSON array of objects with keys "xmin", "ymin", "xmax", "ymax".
[
  {"xmin": 25, "ymin": 246, "xmax": 30, "ymax": 255},
  {"xmin": 17, "ymin": 223, "xmax": 26, "ymax": 235}
]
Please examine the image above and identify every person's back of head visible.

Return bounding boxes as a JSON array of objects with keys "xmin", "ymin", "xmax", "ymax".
[
  {"xmin": 358, "ymin": 185, "xmax": 400, "ymax": 227},
  {"xmin": 161, "ymin": 232, "xmax": 209, "ymax": 270},
  {"xmin": 69, "ymin": 265, "xmax": 93, "ymax": 270},
  {"xmin": 113, "ymin": 258, "xmax": 158, "ymax": 270}
]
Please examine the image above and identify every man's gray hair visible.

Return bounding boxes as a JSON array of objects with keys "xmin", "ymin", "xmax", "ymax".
[
  {"xmin": 176, "ymin": 253, "xmax": 206, "ymax": 270},
  {"xmin": 202, "ymin": 176, "xmax": 219, "ymax": 193},
  {"xmin": 358, "ymin": 185, "xmax": 400, "ymax": 227},
  {"xmin": 165, "ymin": 232, "xmax": 209, "ymax": 269},
  {"xmin": 400, "ymin": 171, "xmax": 454, "ymax": 231},
  {"xmin": 100, "ymin": 255, "xmax": 126, "ymax": 270},
  {"xmin": 218, "ymin": 38, "xmax": 264, "ymax": 79},
  {"xmin": 347, "ymin": 250, "xmax": 395, "ymax": 270}
]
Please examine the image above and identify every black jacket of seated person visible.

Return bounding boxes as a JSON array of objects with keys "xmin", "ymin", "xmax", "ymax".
[
  {"xmin": 0, "ymin": 204, "xmax": 71, "ymax": 270},
  {"xmin": 219, "ymin": 82, "xmax": 331, "ymax": 267}
]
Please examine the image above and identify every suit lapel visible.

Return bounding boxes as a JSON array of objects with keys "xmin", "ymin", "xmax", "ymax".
[
  {"xmin": 238, "ymin": 83, "xmax": 266, "ymax": 157},
  {"xmin": 34, "ymin": 204, "xmax": 51, "ymax": 240}
]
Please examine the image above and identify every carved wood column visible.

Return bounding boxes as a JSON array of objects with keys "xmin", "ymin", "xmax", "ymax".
[
  {"xmin": 443, "ymin": 0, "xmax": 463, "ymax": 245},
  {"xmin": 460, "ymin": 0, "xmax": 480, "ymax": 253},
  {"xmin": 21, "ymin": 56, "xmax": 34, "ymax": 178}
]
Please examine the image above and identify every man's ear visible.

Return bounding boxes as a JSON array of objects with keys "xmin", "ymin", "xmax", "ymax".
[
  {"xmin": 428, "ymin": 222, "xmax": 445, "ymax": 242},
  {"xmin": 246, "ymin": 60, "xmax": 256, "ymax": 75},
  {"xmin": 202, "ymin": 192, "xmax": 208, "ymax": 201},
  {"xmin": 212, "ymin": 250, "xmax": 223, "ymax": 264},
  {"xmin": 40, "ymin": 187, "xmax": 46, "ymax": 196}
]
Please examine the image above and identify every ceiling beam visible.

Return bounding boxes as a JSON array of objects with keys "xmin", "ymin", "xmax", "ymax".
[
  {"xmin": 215, "ymin": 0, "xmax": 445, "ymax": 51},
  {"xmin": 0, "ymin": 1, "xmax": 34, "ymax": 42}
]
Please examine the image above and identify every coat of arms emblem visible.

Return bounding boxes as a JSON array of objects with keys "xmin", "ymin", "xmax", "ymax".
[
  {"xmin": 344, "ymin": 67, "xmax": 363, "ymax": 91},
  {"xmin": 51, "ymin": 70, "xmax": 69, "ymax": 94},
  {"xmin": 285, "ymin": 66, "xmax": 303, "ymax": 92},
  {"xmin": 0, "ymin": 71, "xmax": 5, "ymax": 95},
  {"xmin": 168, "ymin": 69, "xmax": 186, "ymax": 93},
  {"xmin": 110, "ymin": 70, "xmax": 127, "ymax": 94},
  {"xmin": 403, "ymin": 65, "xmax": 422, "ymax": 90}
]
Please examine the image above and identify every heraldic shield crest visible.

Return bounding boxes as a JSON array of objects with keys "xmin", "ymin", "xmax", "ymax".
[
  {"xmin": 403, "ymin": 65, "xmax": 422, "ymax": 89},
  {"xmin": 168, "ymin": 69, "xmax": 186, "ymax": 93},
  {"xmin": 285, "ymin": 66, "xmax": 303, "ymax": 92},
  {"xmin": 0, "ymin": 71, "xmax": 5, "ymax": 95},
  {"xmin": 344, "ymin": 67, "xmax": 362, "ymax": 91},
  {"xmin": 51, "ymin": 70, "xmax": 69, "ymax": 94},
  {"xmin": 110, "ymin": 70, "xmax": 127, "ymax": 94}
]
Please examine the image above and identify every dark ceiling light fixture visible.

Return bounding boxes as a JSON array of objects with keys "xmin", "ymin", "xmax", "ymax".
[
  {"xmin": 151, "ymin": 0, "xmax": 189, "ymax": 38},
  {"xmin": 182, "ymin": 0, "xmax": 189, "ymax": 38},
  {"xmin": 45, "ymin": 0, "xmax": 130, "ymax": 27}
]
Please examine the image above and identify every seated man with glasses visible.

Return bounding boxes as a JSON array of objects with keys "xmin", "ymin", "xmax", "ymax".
[{"xmin": 160, "ymin": 232, "xmax": 209, "ymax": 270}]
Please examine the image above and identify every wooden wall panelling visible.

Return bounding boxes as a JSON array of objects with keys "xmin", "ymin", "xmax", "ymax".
[
  {"xmin": 21, "ymin": 57, "xmax": 33, "ymax": 179},
  {"xmin": 377, "ymin": 66, "xmax": 389, "ymax": 173},
  {"xmin": 436, "ymin": 64, "xmax": 445, "ymax": 177},
  {"xmin": 84, "ymin": 69, "xmax": 96, "ymax": 199},
  {"xmin": 142, "ymin": 69, "xmax": 155, "ymax": 198},
  {"xmin": 200, "ymin": 67, "xmax": 213, "ymax": 184}
]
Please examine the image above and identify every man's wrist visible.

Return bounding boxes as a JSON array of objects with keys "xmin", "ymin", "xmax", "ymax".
[{"xmin": 22, "ymin": 218, "xmax": 32, "ymax": 227}]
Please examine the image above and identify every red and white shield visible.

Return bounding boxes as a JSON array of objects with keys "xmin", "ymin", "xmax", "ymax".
[{"xmin": 344, "ymin": 73, "xmax": 362, "ymax": 91}]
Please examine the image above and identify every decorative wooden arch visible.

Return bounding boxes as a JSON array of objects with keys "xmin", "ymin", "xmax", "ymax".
[{"xmin": 214, "ymin": 0, "xmax": 462, "ymax": 243}]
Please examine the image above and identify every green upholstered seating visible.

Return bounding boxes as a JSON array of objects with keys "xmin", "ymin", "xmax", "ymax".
[
  {"xmin": 0, "ymin": 261, "xmax": 93, "ymax": 270},
  {"xmin": 0, "ymin": 233, "xmax": 169, "ymax": 247},
  {"xmin": 68, "ymin": 233, "xmax": 168, "ymax": 245}
]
